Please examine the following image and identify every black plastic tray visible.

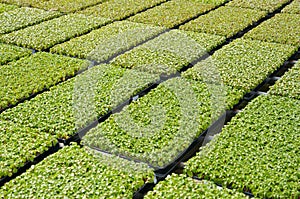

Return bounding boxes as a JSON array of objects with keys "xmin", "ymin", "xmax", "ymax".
[
  {"xmin": 133, "ymin": 183, "xmax": 156, "ymax": 199},
  {"xmin": 0, "ymin": 142, "xmax": 60, "ymax": 187}
]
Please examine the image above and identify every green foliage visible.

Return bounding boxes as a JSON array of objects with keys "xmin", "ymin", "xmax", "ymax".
[
  {"xmin": 182, "ymin": 69, "xmax": 245, "ymax": 109},
  {"xmin": 78, "ymin": 0, "xmax": 167, "ymax": 21},
  {"xmin": 0, "ymin": 0, "xmax": 105, "ymax": 12},
  {"xmin": 128, "ymin": 0, "xmax": 215, "ymax": 28},
  {"xmin": 82, "ymin": 77, "xmax": 224, "ymax": 167},
  {"xmin": 0, "ymin": 120, "xmax": 57, "ymax": 179},
  {"xmin": 111, "ymin": 47, "xmax": 183, "ymax": 75},
  {"xmin": 0, "ymin": 43, "xmax": 31, "ymax": 65},
  {"xmin": 50, "ymin": 21, "xmax": 166, "ymax": 62},
  {"xmin": 269, "ymin": 61, "xmax": 300, "ymax": 100},
  {"xmin": 226, "ymin": 0, "xmax": 291, "ymax": 12},
  {"xmin": 0, "ymin": 2, "xmax": 17, "ymax": 13},
  {"xmin": 0, "ymin": 64, "xmax": 159, "ymax": 138},
  {"xmin": 0, "ymin": 7, "xmax": 60, "ymax": 34},
  {"xmin": 182, "ymin": 38, "xmax": 297, "ymax": 93},
  {"xmin": 0, "ymin": 1, "xmax": 298, "ymax": 198},
  {"xmin": 180, "ymin": 30, "xmax": 226, "ymax": 52},
  {"xmin": 180, "ymin": 6, "xmax": 267, "ymax": 38},
  {"xmin": 282, "ymin": 0, "xmax": 300, "ymax": 14},
  {"xmin": 222, "ymin": 88, "xmax": 245, "ymax": 109},
  {"xmin": 145, "ymin": 174, "xmax": 249, "ymax": 198},
  {"xmin": 185, "ymin": 95, "xmax": 300, "ymax": 198},
  {"xmin": 0, "ymin": 52, "xmax": 90, "ymax": 111},
  {"xmin": 0, "ymin": 14, "xmax": 110, "ymax": 51},
  {"xmin": 198, "ymin": 0, "xmax": 230, "ymax": 5},
  {"xmin": 0, "ymin": 143, "xmax": 154, "ymax": 198},
  {"xmin": 111, "ymin": 29, "xmax": 225, "ymax": 74},
  {"xmin": 244, "ymin": 13, "xmax": 300, "ymax": 47}
]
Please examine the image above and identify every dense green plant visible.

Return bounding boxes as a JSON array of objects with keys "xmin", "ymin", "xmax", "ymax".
[
  {"xmin": 198, "ymin": 0, "xmax": 230, "ymax": 5},
  {"xmin": 181, "ymin": 66, "xmax": 245, "ymax": 110},
  {"xmin": 269, "ymin": 61, "xmax": 300, "ymax": 100},
  {"xmin": 282, "ymin": 0, "xmax": 300, "ymax": 14},
  {"xmin": 0, "ymin": 2, "xmax": 17, "ymax": 13},
  {"xmin": 182, "ymin": 38, "xmax": 297, "ymax": 94},
  {"xmin": 0, "ymin": 64, "xmax": 159, "ymax": 138},
  {"xmin": 0, "ymin": 120, "xmax": 57, "ymax": 179},
  {"xmin": 112, "ymin": 47, "xmax": 182, "ymax": 75},
  {"xmin": 0, "ymin": 52, "xmax": 89, "ymax": 110},
  {"xmin": 111, "ymin": 29, "xmax": 225, "ymax": 74},
  {"xmin": 0, "ymin": 0, "xmax": 104, "ymax": 12},
  {"xmin": 180, "ymin": 6, "xmax": 267, "ymax": 38},
  {"xmin": 244, "ymin": 13, "xmax": 300, "ymax": 47},
  {"xmin": 0, "ymin": 14, "xmax": 110, "ymax": 51},
  {"xmin": 50, "ymin": 21, "xmax": 165, "ymax": 62},
  {"xmin": 145, "ymin": 174, "xmax": 249, "ymax": 198},
  {"xmin": 128, "ymin": 0, "xmax": 216, "ymax": 28},
  {"xmin": 0, "ymin": 78, "xmax": 78, "ymax": 139},
  {"xmin": 185, "ymin": 95, "xmax": 300, "ymax": 198},
  {"xmin": 0, "ymin": 143, "xmax": 154, "ymax": 198},
  {"xmin": 82, "ymin": 77, "xmax": 239, "ymax": 167},
  {"xmin": 226, "ymin": 0, "xmax": 291, "ymax": 12},
  {"xmin": 0, "ymin": 43, "xmax": 31, "ymax": 65},
  {"xmin": 0, "ymin": 7, "xmax": 60, "ymax": 34},
  {"xmin": 78, "ymin": 0, "xmax": 167, "ymax": 21}
]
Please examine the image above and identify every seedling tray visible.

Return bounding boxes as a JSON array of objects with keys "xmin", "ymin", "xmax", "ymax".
[
  {"xmin": 192, "ymin": 176, "xmax": 254, "ymax": 198},
  {"xmin": 0, "ymin": 142, "xmax": 60, "ymax": 187},
  {"xmin": 0, "ymin": 60, "xmax": 92, "ymax": 115}
]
